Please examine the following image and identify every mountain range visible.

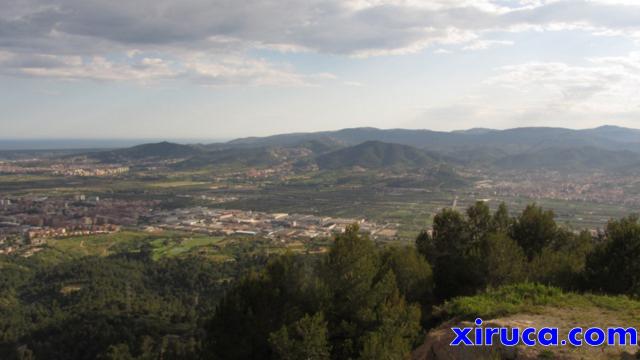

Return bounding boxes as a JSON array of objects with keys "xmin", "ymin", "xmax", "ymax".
[
  {"xmin": 229, "ymin": 125, "xmax": 640, "ymax": 153},
  {"xmin": 315, "ymin": 141, "xmax": 447, "ymax": 170},
  {"xmin": 79, "ymin": 125, "xmax": 640, "ymax": 172}
]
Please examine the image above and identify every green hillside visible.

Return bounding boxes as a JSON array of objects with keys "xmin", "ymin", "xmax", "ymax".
[
  {"xmin": 315, "ymin": 141, "xmax": 443, "ymax": 170},
  {"xmin": 90, "ymin": 141, "xmax": 202, "ymax": 162},
  {"xmin": 227, "ymin": 125, "xmax": 640, "ymax": 154},
  {"xmin": 494, "ymin": 146, "xmax": 640, "ymax": 170},
  {"xmin": 172, "ymin": 146, "xmax": 291, "ymax": 170}
]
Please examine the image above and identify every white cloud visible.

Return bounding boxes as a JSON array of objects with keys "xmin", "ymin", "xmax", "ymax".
[
  {"xmin": 404, "ymin": 51, "xmax": 640, "ymax": 130},
  {"xmin": 463, "ymin": 39, "xmax": 514, "ymax": 50},
  {"xmin": 479, "ymin": 52, "xmax": 640, "ymax": 123},
  {"xmin": 343, "ymin": 81, "xmax": 364, "ymax": 86},
  {"xmin": 434, "ymin": 48, "xmax": 452, "ymax": 54},
  {"xmin": 488, "ymin": 53, "xmax": 640, "ymax": 103},
  {"xmin": 1, "ymin": 0, "xmax": 640, "ymax": 83},
  {"xmin": 0, "ymin": 51, "xmax": 334, "ymax": 86}
]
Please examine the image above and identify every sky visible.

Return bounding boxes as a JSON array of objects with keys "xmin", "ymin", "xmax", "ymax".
[{"xmin": 1, "ymin": 0, "xmax": 640, "ymax": 140}]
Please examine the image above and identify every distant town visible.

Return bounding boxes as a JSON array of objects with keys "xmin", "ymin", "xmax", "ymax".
[
  {"xmin": 0, "ymin": 160, "xmax": 130, "ymax": 177},
  {"xmin": 0, "ymin": 194, "xmax": 398, "ymax": 256}
]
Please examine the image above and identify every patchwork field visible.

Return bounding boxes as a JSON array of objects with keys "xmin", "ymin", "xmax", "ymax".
[{"xmin": 24, "ymin": 230, "xmax": 324, "ymax": 265}]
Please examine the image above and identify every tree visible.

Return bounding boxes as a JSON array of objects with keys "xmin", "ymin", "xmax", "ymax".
[
  {"xmin": 269, "ymin": 313, "xmax": 331, "ymax": 360},
  {"xmin": 415, "ymin": 230, "xmax": 435, "ymax": 264},
  {"xmin": 359, "ymin": 289, "xmax": 421, "ymax": 360},
  {"xmin": 427, "ymin": 208, "xmax": 484, "ymax": 300},
  {"xmin": 491, "ymin": 202, "xmax": 511, "ymax": 234},
  {"xmin": 511, "ymin": 204, "xmax": 558, "ymax": 260},
  {"xmin": 381, "ymin": 246, "xmax": 433, "ymax": 306},
  {"xmin": 382, "ymin": 245, "xmax": 434, "ymax": 327},
  {"xmin": 206, "ymin": 225, "xmax": 422, "ymax": 360},
  {"xmin": 97, "ymin": 344, "xmax": 133, "ymax": 360},
  {"xmin": 585, "ymin": 216, "xmax": 640, "ymax": 295},
  {"xmin": 529, "ymin": 230, "xmax": 592, "ymax": 289},
  {"xmin": 323, "ymin": 224, "xmax": 380, "ymax": 323},
  {"xmin": 466, "ymin": 201, "xmax": 493, "ymax": 248},
  {"xmin": 431, "ymin": 209, "xmax": 469, "ymax": 257},
  {"xmin": 482, "ymin": 233, "xmax": 526, "ymax": 287},
  {"xmin": 14, "ymin": 346, "xmax": 34, "ymax": 360},
  {"xmin": 204, "ymin": 255, "xmax": 328, "ymax": 359},
  {"xmin": 322, "ymin": 225, "xmax": 421, "ymax": 359}
]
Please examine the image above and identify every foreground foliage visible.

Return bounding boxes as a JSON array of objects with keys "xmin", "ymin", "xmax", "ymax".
[
  {"xmin": 416, "ymin": 202, "xmax": 593, "ymax": 301},
  {"xmin": 2, "ymin": 202, "xmax": 640, "ymax": 359},
  {"xmin": 0, "ymin": 252, "xmax": 263, "ymax": 359},
  {"xmin": 205, "ymin": 225, "xmax": 427, "ymax": 360}
]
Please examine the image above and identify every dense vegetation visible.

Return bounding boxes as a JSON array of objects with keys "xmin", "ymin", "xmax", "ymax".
[
  {"xmin": 2, "ymin": 202, "xmax": 640, "ymax": 359},
  {"xmin": 0, "ymin": 250, "xmax": 269, "ymax": 359},
  {"xmin": 205, "ymin": 226, "xmax": 429, "ymax": 359},
  {"xmin": 80, "ymin": 125, "xmax": 640, "ymax": 172},
  {"xmin": 91, "ymin": 142, "xmax": 202, "ymax": 163},
  {"xmin": 416, "ymin": 202, "xmax": 594, "ymax": 301},
  {"xmin": 315, "ymin": 141, "xmax": 445, "ymax": 170},
  {"xmin": 228, "ymin": 125, "xmax": 640, "ymax": 153},
  {"xmin": 494, "ymin": 146, "xmax": 640, "ymax": 171}
]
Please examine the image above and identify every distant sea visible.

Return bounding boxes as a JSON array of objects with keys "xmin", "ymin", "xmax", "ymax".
[{"xmin": 0, "ymin": 138, "xmax": 229, "ymax": 151}]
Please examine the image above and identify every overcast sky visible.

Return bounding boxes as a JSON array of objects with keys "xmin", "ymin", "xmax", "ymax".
[{"xmin": 1, "ymin": 0, "xmax": 639, "ymax": 139}]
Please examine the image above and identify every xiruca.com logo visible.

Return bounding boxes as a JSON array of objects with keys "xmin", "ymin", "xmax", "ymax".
[{"xmin": 451, "ymin": 319, "xmax": 638, "ymax": 347}]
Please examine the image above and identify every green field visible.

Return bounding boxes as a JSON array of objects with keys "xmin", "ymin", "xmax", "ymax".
[
  {"xmin": 30, "ymin": 231, "xmax": 226, "ymax": 263},
  {"xmin": 26, "ymin": 230, "xmax": 316, "ymax": 265},
  {"xmin": 149, "ymin": 235, "xmax": 224, "ymax": 259},
  {"xmin": 32, "ymin": 231, "xmax": 150, "ymax": 264},
  {"xmin": 148, "ymin": 180, "xmax": 209, "ymax": 188}
]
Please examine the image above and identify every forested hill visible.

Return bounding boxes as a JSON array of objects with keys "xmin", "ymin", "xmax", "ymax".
[
  {"xmin": 494, "ymin": 146, "xmax": 640, "ymax": 171},
  {"xmin": 228, "ymin": 125, "xmax": 640, "ymax": 154},
  {"xmin": 315, "ymin": 141, "xmax": 447, "ymax": 170},
  {"xmin": 86, "ymin": 141, "xmax": 203, "ymax": 162},
  {"xmin": 76, "ymin": 125, "xmax": 640, "ymax": 172}
]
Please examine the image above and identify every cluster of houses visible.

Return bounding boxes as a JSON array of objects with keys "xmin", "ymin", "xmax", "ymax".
[
  {"xmin": 0, "ymin": 194, "xmax": 158, "ymax": 254},
  {"xmin": 26, "ymin": 224, "xmax": 121, "ymax": 243},
  {"xmin": 0, "ymin": 197, "xmax": 399, "ymax": 256},
  {"xmin": 0, "ymin": 160, "xmax": 129, "ymax": 177},
  {"xmin": 148, "ymin": 207, "xmax": 398, "ymax": 241},
  {"xmin": 54, "ymin": 166, "xmax": 129, "ymax": 177}
]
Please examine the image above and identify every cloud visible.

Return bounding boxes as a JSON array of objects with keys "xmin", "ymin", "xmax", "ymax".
[
  {"xmin": 463, "ymin": 39, "xmax": 514, "ymax": 50},
  {"xmin": 0, "ymin": 52, "xmax": 176, "ymax": 81},
  {"xmin": 403, "ymin": 51, "xmax": 640, "ymax": 130},
  {"xmin": 0, "ymin": 51, "xmax": 335, "ymax": 86},
  {"xmin": 487, "ymin": 52, "xmax": 640, "ymax": 104},
  {"xmin": 474, "ymin": 52, "xmax": 640, "ymax": 124},
  {"xmin": 1, "ymin": 0, "xmax": 640, "ymax": 82},
  {"xmin": 433, "ymin": 48, "xmax": 452, "ymax": 54},
  {"xmin": 182, "ymin": 55, "xmax": 336, "ymax": 86}
]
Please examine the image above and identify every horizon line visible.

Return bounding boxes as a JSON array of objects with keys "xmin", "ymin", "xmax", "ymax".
[{"xmin": 0, "ymin": 123, "xmax": 634, "ymax": 142}]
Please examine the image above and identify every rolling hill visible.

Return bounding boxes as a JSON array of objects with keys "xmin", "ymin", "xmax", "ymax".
[
  {"xmin": 227, "ymin": 125, "xmax": 640, "ymax": 156},
  {"xmin": 88, "ymin": 141, "xmax": 202, "ymax": 162},
  {"xmin": 80, "ymin": 125, "xmax": 640, "ymax": 173},
  {"xmin": 172, "ymin": 146, "xmax": 289, "ymax": 169},
  {"xmin": 315, "ymin": 141, "xmax": 445, "ymax": 170},
  {"xmin": 494, "ymin": 146, "xmax": 640, "ymax": 171}
]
